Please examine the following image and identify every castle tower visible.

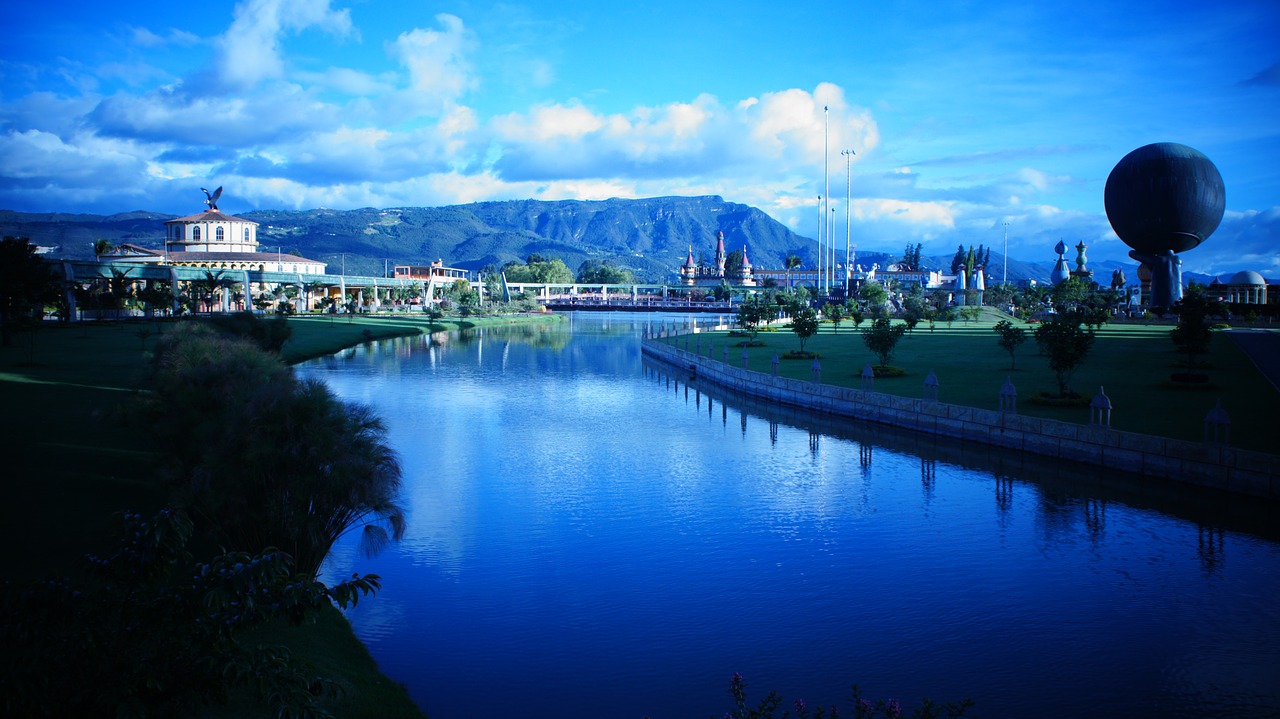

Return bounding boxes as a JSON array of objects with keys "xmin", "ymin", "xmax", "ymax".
[
  {"xmin": 681, "ymin": 245, "xmax": 698, "ymax": 286},
  {"xmin": 714, "ymin": 231, "xmax": 727, "ymax": 276},
  {"xmin": 738, "ymin": 245, "xmax": 756, "ymax": 286}
]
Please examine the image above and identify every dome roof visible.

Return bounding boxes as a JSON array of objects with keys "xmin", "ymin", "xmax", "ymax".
[{"xmin": 1229, "ymin": 270, "xmax": 1266, "ymax": 286}]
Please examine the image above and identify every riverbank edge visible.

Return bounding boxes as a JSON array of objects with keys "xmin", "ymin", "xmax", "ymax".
[
  {"xmin": 642, "ymin": 334, "xmax": 1280, "ymax": 500},
  {"xmin": 281, "ymin": 311, "xmax": 566, "ymax": 363},
  {"xmin": 274, "ymin": 311, "xmax": 566, "ymax": 718}
]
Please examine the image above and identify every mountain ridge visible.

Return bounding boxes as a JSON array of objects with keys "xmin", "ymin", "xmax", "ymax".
[{"xmin": 0, "ymin": 198, "xmax": 1217, "ymax": 286}]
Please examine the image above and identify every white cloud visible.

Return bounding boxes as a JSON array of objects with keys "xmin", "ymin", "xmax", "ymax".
[
  {"xmin": 215, "ymin": 0, "xmax": 354, "ymax": 90},
  {"xmin": 129, "ymin": 26, "xmax": 202, "ymax": 48},
  {"xmin": 295, "ymin": 67, "xmax": 396, "ymax": 96},
  {"xmin": 91, "ymin": 84, "xmax": 338, "ymax": 148},
  {"xmin": 485, "ymin": 85, "xmax": 878, "ymax": 186},
  {"xmin": 389, "ymin": 14, "xmax": 475, "ymax": 113},
  {"xmin": 857, "ymin": 198, "xmax": 957, "ymax": 227}
]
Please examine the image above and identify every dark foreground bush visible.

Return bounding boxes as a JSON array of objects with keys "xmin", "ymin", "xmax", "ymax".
[{"xmin": 0, "ymin": 510, "xmax": 381, "ymax": 718}]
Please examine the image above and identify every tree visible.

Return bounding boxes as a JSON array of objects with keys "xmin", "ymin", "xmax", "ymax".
[
  {"xmin": 0, "ymin": 237, "xmax": 59, "ymax": 345},
  {"xmin": 900, "ymin": 242, "xmax": 924, "ymax": 270},
  {"xmin": 862, "ymin": 317, "xmax": 907, "ymax": 367},
  {"xmin": 1033, "ymin": 312, "xmax": 1096, "ymax": 396},
  {"xmin": 144, "ymin": 325, "xmax": 405, "ymax": 579},
  {"xmin": 777, "ymin": 287, "xmax": 808, "ymax": 317},
  {"xmin": 825, "ymin": 302, "xmax": 845, "ymax": 333},
  {"xmin": 208, "ymin": 311, "xmax": 294, "ymax": 354},
  {"xmin": 577, "ymin": 259, "xmax": 634, "ymax": 285},
  {"xmin": 859, "ymin": 281, "xmax": 887, "ymax": 310},
  {"xmin": 1169, "ymin": 284, "xmax": 1221, "ymax": 370},
  {"xmin": 902, "ymin": 294, "xmax": 929, "ymax": 332},
  {"xmin": 736, "ymin": 293, "xmax": 771, "ymax": 341},
  {"xmin": 847, "ymin": 303, "xmax": 865, "ymax": 332},
  {"xmin": 302, "ymin": 280, "xmax": 326, "ymax": 313},
  {"xmin": 1, "ymin": 509, "xmax": 382, "ymax": 718},
  {"xmin": 993, "ymin": 319, "xmax": 1028, "ymax": 370},
  {"xmin": 950, "ymin": 245, "xmax": 966, "ymax": 274},
  {"xmin": 785, "ymin": 254, "xmax": 802, "ymax": 287},
  {"xmin": 1050, "ymin": 277, "xmax": 1090, "ymax": 313},
  {"xmin": 788, "ymin": 307, "xmax": 819, "ymax": 354},
  {"xmin": 723, "ymin": 249, "xmax": 745, "ymax": 280}
]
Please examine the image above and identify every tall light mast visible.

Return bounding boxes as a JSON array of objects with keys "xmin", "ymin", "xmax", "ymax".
[
  {"xmin": 842, "ymin": 149, "xmax": 855, "ymax": 288},
  {"xmin": 1003, "ymin": 221, "xmax": 1010, "ymax": 286},
  {"xmin": 823, "ymin": 105, "xmax": 830, "ymax": 295},
  {"xmin": 830, "ymin": 207, "xmax": 836, "ymax": 291},
  {"xmin": 816, "ymin": 196, "xmax": 823, "ymax": 291}
]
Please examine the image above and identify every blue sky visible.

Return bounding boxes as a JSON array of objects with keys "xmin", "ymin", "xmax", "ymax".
[{"xmin": 2, "ymin": 0, "xmax": 1277, "ymax": 274}]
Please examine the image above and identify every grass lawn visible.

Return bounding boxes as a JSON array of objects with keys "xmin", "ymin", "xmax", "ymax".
[
  {"xmin": 0, "ymin": 312, "xmax": 560, "ymax": 718},
  {"xmin": 665, "ymin": 308, "xmax": 1278, "ymax": 454}
]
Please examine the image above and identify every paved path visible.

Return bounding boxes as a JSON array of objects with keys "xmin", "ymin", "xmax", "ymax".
[{"xmin": 1229, "ymin": 330, "xmax": 1280, "ymax": 393}]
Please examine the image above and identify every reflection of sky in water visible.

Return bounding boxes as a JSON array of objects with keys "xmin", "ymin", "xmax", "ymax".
[{"xmin": 299, "ymin": 313, "xmax": 1280, "ymax": 719}]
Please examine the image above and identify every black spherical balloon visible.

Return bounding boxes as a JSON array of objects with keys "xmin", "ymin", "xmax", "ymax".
[{"xmin": 1104, "ymin": 143, "xmax": 1225, "ymax": 254}]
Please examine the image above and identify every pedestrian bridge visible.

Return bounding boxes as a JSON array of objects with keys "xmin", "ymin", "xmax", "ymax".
[{"xmin": 57, "ymin": 259, "xmax": 743, "ymax": 316}]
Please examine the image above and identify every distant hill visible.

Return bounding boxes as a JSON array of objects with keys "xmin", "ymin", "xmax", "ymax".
[
  {"xmin": 2, "ymin": 197, "xmax": 826, "ymax": 282},
  {"xmin": 0, "ymin": 197, "xmax": 1157, "ymax": 285}
]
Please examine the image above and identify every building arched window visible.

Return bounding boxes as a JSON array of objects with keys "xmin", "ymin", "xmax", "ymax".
[
  {"xmin": 193, "ymin": 226, "xmax": 201, "ymax": 241},
  {"xmin": 244, "ymin": 227, "xmax": 251, "ymax": 242},
  {"xmin": 216, "ymin": 227, "xmax": 225, "ymax": 241}
]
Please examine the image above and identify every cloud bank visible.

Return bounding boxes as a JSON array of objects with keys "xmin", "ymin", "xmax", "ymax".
[{"xmin": 1, "ymin": 0, "xmax": 1276, "ymax": 276}]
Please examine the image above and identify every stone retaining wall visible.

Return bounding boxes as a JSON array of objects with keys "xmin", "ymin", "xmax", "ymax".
[{"xmin": 642, "ymin": 336, "xmax": 1280, "ymax": 500}]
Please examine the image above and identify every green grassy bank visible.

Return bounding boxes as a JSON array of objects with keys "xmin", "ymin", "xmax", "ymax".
[
  {"xmin": 0, "ymin": 311, "xmax": 557, "ymax": 717},
  {"xmin": 664, "ymin": 309, "xmax": 1278, "ymax": 453}
]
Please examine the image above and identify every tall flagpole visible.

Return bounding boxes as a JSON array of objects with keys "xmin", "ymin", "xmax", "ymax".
[
  {"xmin": 823, "ymin": 105, "xmax": 830, "ymax": 296},
  {"xmin": 842, "ymin": 149, "xmax": 854, "ymax": 288}
]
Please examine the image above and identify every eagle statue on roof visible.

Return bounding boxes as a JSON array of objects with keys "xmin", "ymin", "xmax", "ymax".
[{"xmin": 201, "ymin": 186, "xmax": 223, "ymax": 211}]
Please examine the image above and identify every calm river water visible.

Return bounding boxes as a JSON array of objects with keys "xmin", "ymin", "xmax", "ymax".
[{"xmin": 299, "ymin": 313, "xmax": 1280, "ymax": 719}]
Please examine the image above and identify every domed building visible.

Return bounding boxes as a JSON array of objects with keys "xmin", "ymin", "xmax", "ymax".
[
  {"xmin": 1223, "ymin": 270, "xmax": 1268, "ymax": 305},
  {"xmin": 163, "ymin": 189, "xmax": 325, "ymax": 275}
]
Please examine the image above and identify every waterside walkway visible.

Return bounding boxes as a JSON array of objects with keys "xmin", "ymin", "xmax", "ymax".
[{"xmin": 642, "ymin": 331, "xmax": 1280, "ymax": 501}]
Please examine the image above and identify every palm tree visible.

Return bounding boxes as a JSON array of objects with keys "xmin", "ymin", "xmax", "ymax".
[
  {"xmin": 148, "ymin": 326, "xmax": 404, "ymax": 578},
  {"xmin": 106, "ymin": 268, "xmax": 136, "ymax": 319},
  {"xmin": 785, "ymin": 254, "xmax": 802, "ymax": 288},
  {"xmin": 302, "ymin": 280, "xmax": 326, "ymax": 313}
]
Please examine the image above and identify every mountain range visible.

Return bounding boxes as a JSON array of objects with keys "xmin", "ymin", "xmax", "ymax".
[{"xmin": 0, "ymin": 196, "xmax": 1215, "ymax": 286}]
